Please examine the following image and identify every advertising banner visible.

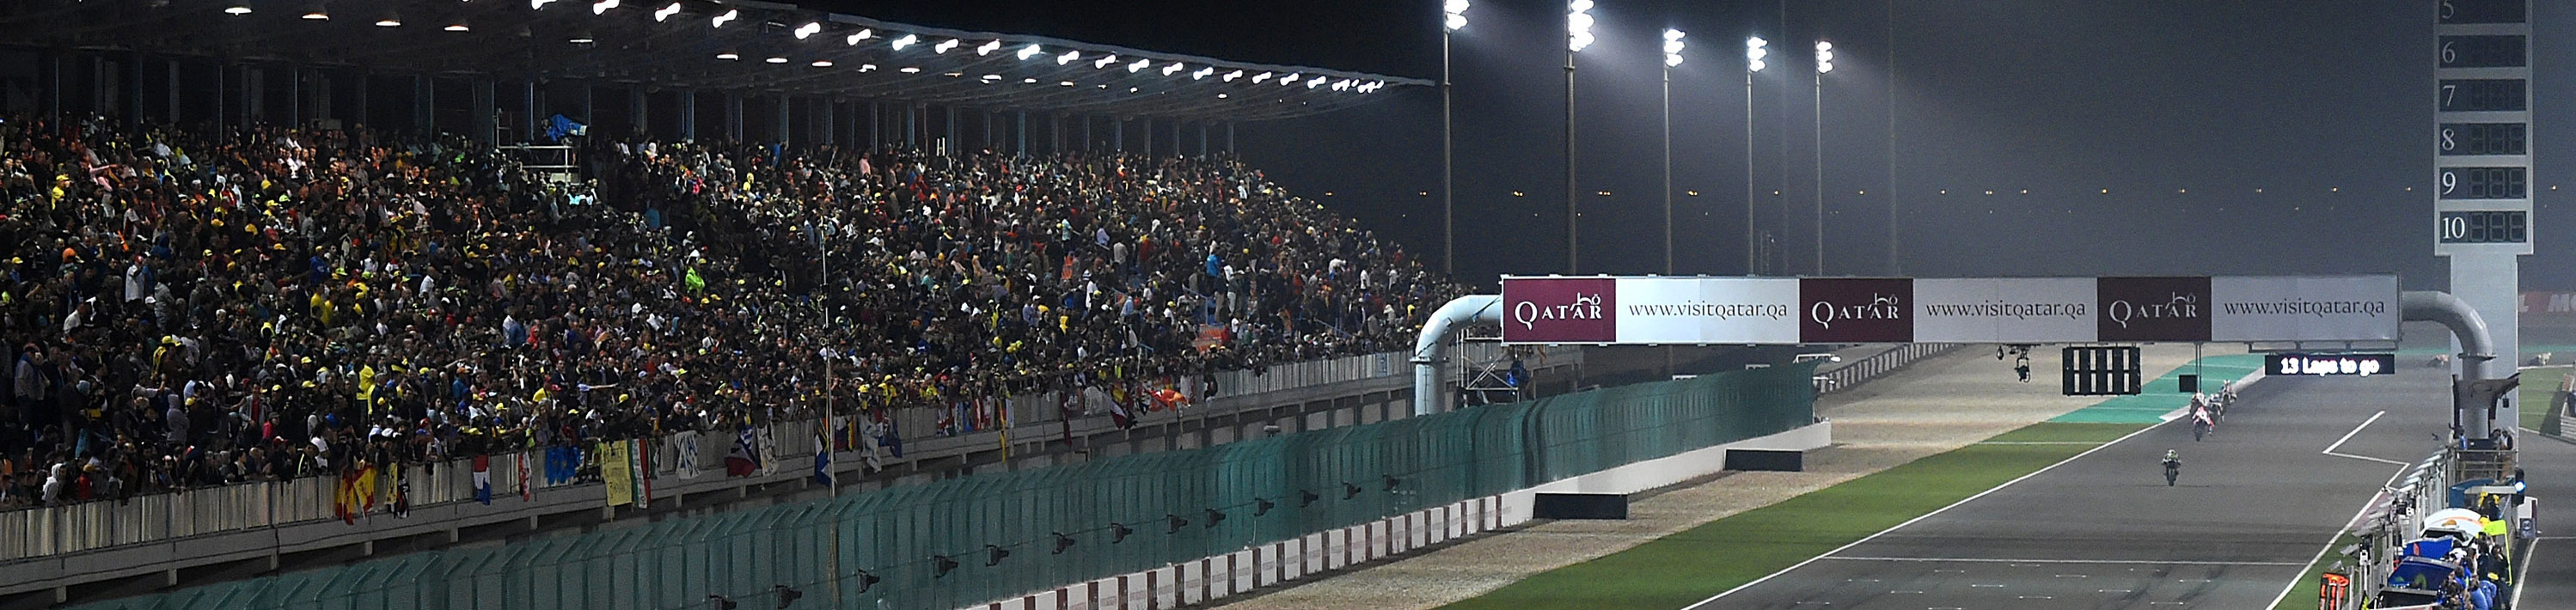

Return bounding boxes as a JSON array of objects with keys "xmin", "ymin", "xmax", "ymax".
[
  {"xmin": 1800, "ymin": 278, "xmax": 1915, "ymax": 343},
  {"xmin": 2210, "ymin": 276, "xmax": 2400, "ymax": 342},
  {"xmin": 2523, "ymin": 291, "xmax": 2576, "ymax": 316},
  {"xmin": 1612, "ymin": 278, "xmax": 1800, "ymax": 344},
  {"xmin": 1501, "ymin": 277, "xmax": 1616, "ymax": 343},
  {"xmin": 1912, "ymin": 278, "xmax": 2098, "ymax": 343},
  {"xmin": 2097, "ymin": 277, "xmax": 2212, "ymax": 342}
]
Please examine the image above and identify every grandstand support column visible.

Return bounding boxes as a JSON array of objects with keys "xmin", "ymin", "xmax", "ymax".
[
  {"xmin": 774, "ymin": 95, "xmax": 790, "ymax": 146},
  {"xmin": 471, "ymin": 79, "xmax": 496, "ymax": 144},
  {"xmin": 287, "ymin": 67, "xmax": 303, "ymax": 126},
  {"xmin": 1017, "ymin": 110, "xmax": 1028, "ymax": 156},
  {"xmin": 126, "ymin": 52, "xmax": 146, "ymax": 131},
  {"xmin": 677, "ymin": 89, "xmax": 697, "ymax": 142},
  {"xmin": 1143, "ymin": 117, "xmax": 1153, "ymax": 157},
  {"xmin": 723, "ymin": 91, "xmax": 744, "ymax": 143},
  {"xmin": 984, "ymin": 110, "xmax": 996, "ymax": 150},
  {"xmin": 412, "ymin": 76, "xmax": 433, "ymax": 135},
  {"xmin": 243, "ymin": 66, "xmax": 263, "ymax": 126},
  {"xmin": 212, "ymin": 63, "xmax": 224, "ymax": 132},
  {"xmin": 39, "ymin": 51, "xmax": 60, "ymax": 119},
  {"xmin": 1050, "ymin": 113, "xmax": 1064, "ymax": 153},
  {"xmin": 89, "ymin": 55, "xmax": 106, "ymax": 120},
  {"xmin": 352, "ymin": 70, "xmax": 370, "ymax": 131},
  {"xmin": 1227, "ymin": 122, "xmax": 1236, "ymax": 155},
  {"xmin": 628, "ymin": 85, "xmax": 646, "ymax": 139},
  {"xmin": 578, "ymin": 82, "xmax": 593, "ymax": 132},
  {"xmin": 1111, "ymin": 117, "xmax": 1122, "ymax": 151},
  {"xmin": 164, "ymin": 58, "xmax": 180, "ymax": 124},
  {"xmin": 945, "ymin": 105, "xmax": 959, "ymax": 154},
  {"xmin": 905, "ymin": 102, "xmax": 919, "ymax": 149},
  {"xmin": 525, "ymin": 81, "xmax": 542, "ymax": 143},
  {"xmin": 1198, "ymin": 122, "xmax": 1208, "ymax": 157},
  {"xmin": 820, "ymin": 99, "xmax": 836, "ymax": 147}
]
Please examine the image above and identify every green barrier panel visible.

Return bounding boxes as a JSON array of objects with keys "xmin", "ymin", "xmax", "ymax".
[{"xmin": 73, "ymin": 362, "xmax": 1817, "ymax": 610}]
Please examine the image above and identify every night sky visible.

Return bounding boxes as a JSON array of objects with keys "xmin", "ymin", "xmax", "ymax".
[{"xmin": 811, "ymin": 0, "xmax": 2574, "ymax": 292}]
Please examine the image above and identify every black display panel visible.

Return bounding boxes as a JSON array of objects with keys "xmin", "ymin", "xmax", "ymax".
[
  {"xmin": 2438, "ymin": 123, "xmax": 2527, "ymax": 156},
  {"xmin": 2438, "ymin": 79, "xmax": 2527, "ymax": 112},
  {"xmin": 2437, "ymin": 167, "xmax": 2527, "ymax": 199},
  {"xmin": 2438, "ymin": 35, "xmax": 2528, "ymax": 68},
  {"xmin": 2437, "ymin": 210, "xmax": 2529, "ymax": 244},
  {"xmin": 2439, "ymin": 0, "xmax": 2528, "ymax": 24}
]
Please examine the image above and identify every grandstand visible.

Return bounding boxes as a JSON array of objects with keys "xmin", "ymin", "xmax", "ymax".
[{"xmin": 0, "ymin": 2, "xmax": 1611, "ymax": 608}]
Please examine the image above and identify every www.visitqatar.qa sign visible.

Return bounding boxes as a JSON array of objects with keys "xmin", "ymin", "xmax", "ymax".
[{"xmin": 1498, "ymin": 275, "xmax": 2398, "ymax": 345}]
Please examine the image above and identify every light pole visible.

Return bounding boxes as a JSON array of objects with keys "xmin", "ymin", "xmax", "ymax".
[
  {"xmin": 1663, "ymin": 28, "xmax": 1685, "ymax": 277},
  {"xmin": 1746, "ymin": 36, "xmax": 1766, "ymax": 275},
  {"xmin": 1814, "ymin": 40, "xmax": 1833, "ymax": 276},
  {"xmin": 1443, "ymin": 0, "xmax": 1468, "ymax": 276},
  {"xmin": 1566, "ymin": 0, "xmax": 1594, "ymax": 274}
]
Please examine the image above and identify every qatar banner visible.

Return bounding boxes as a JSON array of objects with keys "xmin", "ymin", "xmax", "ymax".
[
  {"xmin": 1501, "ymin": 275, "xmax": 2401, "ymax": 345},
  {"xmin": 1612, "ymin": 278, "xmax": 1800, "ymax": 344},
  {"xmin": 2209, "ymin": 275, "xmax": 2400, "ymax": 342},
  {"xmin": 1912, "ymin": 278, "xmax": 2099, "ymax": 343}
]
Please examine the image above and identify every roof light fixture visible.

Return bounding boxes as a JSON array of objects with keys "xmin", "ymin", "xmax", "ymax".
[
  {"xmin": 1015, "ymin": 45, "xmax": 1043, "ymax": 61},
  {"xmin": 1445, "ymin": 0, "xmax": 1470, "ymax": 31},
  {"xmin": 898, "ymin": 66, "xmax": 921, "ymax": 73},
  {"xmin": 1190, "ymin": 67, "xmax": 1215, "ymax": 80},
  {"xmin": 301, "ymin": 4, "xmax": 328, "ymax": 20},
  {"xmin": 976, "ymin": 40, "xmax": 1002, "ymax": 56},
  {"xmin": 1056, "ymin": 50, "xmax": 1080, "ymax": 65},
  {"xmin": 1279, "ymin": 73, "xmax": 1301, "ymax": 85},
  {"xmin": 530, "ymin": 0, "xmax": 556, "ymax": 9},
  {"xmin": 1127, "ymin": 58, "xmax": 1151, "ymax": 73},
  {"xmin": 715, "ymin": 50, "xmax": 740, "ymax": 60},
  {"xmin": 1567, "ymin": 0, "xmax": 1594, "ymax": 52},
  {"xmin": 1161, "ymin": 62, "xmax": 1184, "ymax": 76},
  {"xmin": 1023, "ymin": 77, "xmax": 1037, "ymax": 83},
  {"xmin": 859, "ymin": 64, "xmax": 877, "ymax": 71},
  {"xmin": 375, "ymin": 14, "xmax": 401, "ymax": 27},
  {"xmin": 1094, "ymin": 55, "xmax": 1117, "ymax": 69},
  {"xmin": 1061, "ymin": 81, "xmax": 1078, "ymax": 87},
  {"xmin": 569, "ymin": 34, "xmax": 595, "ymax": 44},
  {"xmin": 223, "ymin": 3, "xmax": 252, "ymax": 15},
  {"xmin": 1251, "ymin": 71, "xmax": 1274, "ymax": 83},
  {"xmin": 845, "ymin": 29, "xmax": 872, "ymax": 45},
  {"xmin": 793, "ymin": 21, "xmax": 821, "ymax": 40},
  {"xmin": 933, "ymin": 39, "xmax": 959, "ymax": 53},
  {"xmin": 444, "ymin": 20, "xmax": 470, "ymax": 31},
  {"xmin": 812, "ymin": 59, "xmax": 835, "ymax": 67},
  {"xmin": 1307, "ymin": 77, "xmax": 1325, "ymax": 89},
  {"xmin": 765, "ymin": 56, "xmax": 788, "ymax": 64},
  {"xmin": 652, "ymin": 2, "xmax": 680, "ymax": 21},
  {"xmin": 1222, "ymin": 70, "xmax": 1245, "ymax": 82},
  {"xmin": 890, "ymin": 34, "xmax": 917, "ymax": 51},
  {"xmin": 709, "ymin": 9, "xmax": 737, "ymax": 27},
  {"xmin": 591, "ymin": 0, "xmax": 617, "ymax": 15}
]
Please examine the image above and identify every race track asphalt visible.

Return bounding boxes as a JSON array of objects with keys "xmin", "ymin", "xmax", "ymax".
[{"xmin": 1698, "ymin": 373, "xmax": 2452, "ymax": 610}]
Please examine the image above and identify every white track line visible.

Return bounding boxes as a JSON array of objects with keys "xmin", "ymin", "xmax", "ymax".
[
  {"xmin": 2512, "ymin": 538, "xmax": 2540, "ymax": 609},
  {"xmin": 2262, "ymin": 453, "xmax": 2413, "ymax": 608},
  {"xmin": 1822, "ymin": 556, "xmax": 2304, "ymax": 567},
  {"xmin": 2321, "ymin": 411, "xmax": 2408, "ymax": 466},
  {"xmin": 1679, "ymin": 419, "xmax": 2170, "ymax": 609}
]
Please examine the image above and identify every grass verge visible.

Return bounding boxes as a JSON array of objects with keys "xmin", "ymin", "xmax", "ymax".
[
  {"xmin": 2520, "ymin": 366, "xmax": 2565, "ymax": 433},
  {"xmin": 2269, "ymin": 534, "xmax": 2364, "ymax": 610},
  {"xmin": 1436, "ymin": 421, "xmax": 2146, "ymax": 610}
]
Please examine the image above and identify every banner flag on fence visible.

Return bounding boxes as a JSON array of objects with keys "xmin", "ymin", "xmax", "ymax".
[
  {"xmin": 725, "ymin": 426, "xmax": 762, "ymax": 477},
  {"xmin": 811, "ymin": 432, "xmax": 835, "ymax": 487},
  {"xmin": 544, "ymin": 446, "xmax": 581, "ymax": 485},
  {"xmin": 472, "ymin": 455, "xmax": 493, "ymax": 505},
  {"xmin": 600, "ymin": 441, "xmax": 634, "ymax": 507},
  {"xmin": 632, "ymin": 439, "xmax": 652, "ymax": 509},
  {"xmin": 517, "ymin": 450, "xmax": 535, "ymax": 501},
  {"xmin": 675, "ymin": 431, "xmax": 701, "ymax": 479}
]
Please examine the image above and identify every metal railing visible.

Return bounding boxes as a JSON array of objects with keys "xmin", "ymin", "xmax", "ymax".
[{"xmin": 1814, "ymin": 344, "xmax": 1962, "ymax": 395}]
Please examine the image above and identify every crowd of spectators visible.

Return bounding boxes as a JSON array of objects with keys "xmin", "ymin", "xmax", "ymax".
[{"xmin": 0, "ymin": 114, "xmax": 1459, "ymax": 510}]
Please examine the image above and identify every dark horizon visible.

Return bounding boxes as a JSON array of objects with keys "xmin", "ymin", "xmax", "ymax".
[{"xmin": 827, "ymin": 0, "xmax": 2573, "ymax": 293}]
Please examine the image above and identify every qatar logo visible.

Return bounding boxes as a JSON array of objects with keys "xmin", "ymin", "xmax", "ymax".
[
  {"xmin": 2107, "ymin": 292, "xmax": 2200, "ymax": 329},
  {"xmin": 1810, "ymin": 293, "xmax": 1904, "ymax": 329},
  {"xmin": 1514, "ymin": 292, "xmax": 1606, "ymax": 329}
]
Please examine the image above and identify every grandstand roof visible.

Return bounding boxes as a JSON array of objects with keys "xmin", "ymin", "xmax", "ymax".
[{"xmin": 0, "ymin": 0, "xmax": 1428, "ymax": 122}]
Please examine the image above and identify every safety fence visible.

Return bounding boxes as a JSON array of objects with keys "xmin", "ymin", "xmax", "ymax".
[
  {"xmin": 0, "ymin": 350, "xmax": 1458, "ymax": 564},
  {"xmin": 1814, "ymin": 344, "xmax": 1961, "ymax": 395},
  {"xmin": 63, "ymin": 361, "xmax": 1818, "ymax": 610},
  {"xmin": 2334, "ymin": 448, "xmax": 2453, "ymax": 609}
]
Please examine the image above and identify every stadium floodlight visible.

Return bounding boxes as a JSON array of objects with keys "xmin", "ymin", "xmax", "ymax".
[
  {"xmin": 812, "ymin": 60, "xmax": 835, "ymax": 67},
  {"xmin": 300, "ymin": 3, "xmax": 328, "ymax": 20},
  {"xmin": 223, "ymin": 3, "xmax": 251, "ymax": 15},
  {"xmin": 1222, "ymin": 70, "xmax": 1244, "ymax": 82},
  {"xmin": 375, "ymin": 14, "xmax": 402, "ymax": 27},
  {"xmin": 976, "ymin": 40, "xmax": 1002, "ymax": 56},
  {"xmin": 1162, "ymin": 62, "xmax": 1185, "ymax": 76},
  {"xmin": 591, "ymin": 0, "xmax": 618, "ymax": 15},
  {"xmin": 444, "ymin": 20, "xmax": 470, "ymax": 31},
  {"xmin": 1746, "ymin": 36, "xmax": 1767, "ymax": 72},
  {"xmin": 1218, "ymin": 93, "xmax": 1231, "ymax": 99},
  {"xmin": 981, "ymin": 74, "xmax": 1001, "ymax": 82},
  {"xmin": 1279, "ymin": 72, "xmax": 1301, "ymax": 85},
  {"xmin": 710, "ymin": 9, "xmax": 737, "ymax": 27},
  {"xmin": 715, "ymin": 50, "xmax": 740, "ymax": 60},
  {"xmin": 1444, "ymin": 0, "xmax": 1470, "ymax": 31},
  {"xmin": 1127, "ymin": 58, "xmax": 1151, "ymax": 73},
  {"xmin": 1056, "ymin": 50, "xmax": 1080, "ymax": 65},
  {"xmin": 1094, "ymin": 55, "xmax": 1118, "ymax": 69},
  {"xmin": 1307, "ymin": 77, "xmax": 1325, "ymax": 89},
  {"xmin": 1814, "ymin": 40, "xmax": 1833, "ymax": 73},
  {"xmin": 1251, "ymin": 71, "xmax": 1273, "ymax": 83},
  {"xmin": 1335, "ymin": 78, "xmax": 1355, "ymax": 90},
  {"xmin": 933, "ymin": 39, "xmax": 960, "ymax": 53},
  {"xmin": 765, "ymin": 56, "xmax": 789, "ymax": 64},
  {"xmin": 1190, "ymin": 67, "xmax": 1214, "ymax": 80},
  {"xmin": 1015, "ymin": 45, "xmax": 1043, "ymax": 60},
  {"xmin": 653, "ymin": 2, "xmax": 680, "ymax": 21},
  {"xmin": 1663, "ymin": 29, "xmax": 1686, "ymax": 66},
  {"xmin": 568, "ymin": 33, "xmax": 595, "ymax": 44},
  {"xmin": 1566, "ymin": 0, "xmax": 1594, "ymax": 52},
  {"xmin": 845, "ymin": 28, "xmax": 872, "ymax": 45},
  {"xmin": 793, "ymin": 22, "xmax": 821, "ymax": 40},
  {"xmin": 898, "ymin": 66, "xmax": 921, "ymax": 73},
  {"xmin": 890, "ymin": 34, "xmax": 918, "ymax": 50},
  {"xmin": 859, "ymin": 64, "xmax": 877, "ymax": 71}
]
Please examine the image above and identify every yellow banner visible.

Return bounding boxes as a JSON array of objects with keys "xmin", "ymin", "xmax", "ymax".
[{"xmin": 601, "ymin": 442, "xmax": 634, "ymax": 507}]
